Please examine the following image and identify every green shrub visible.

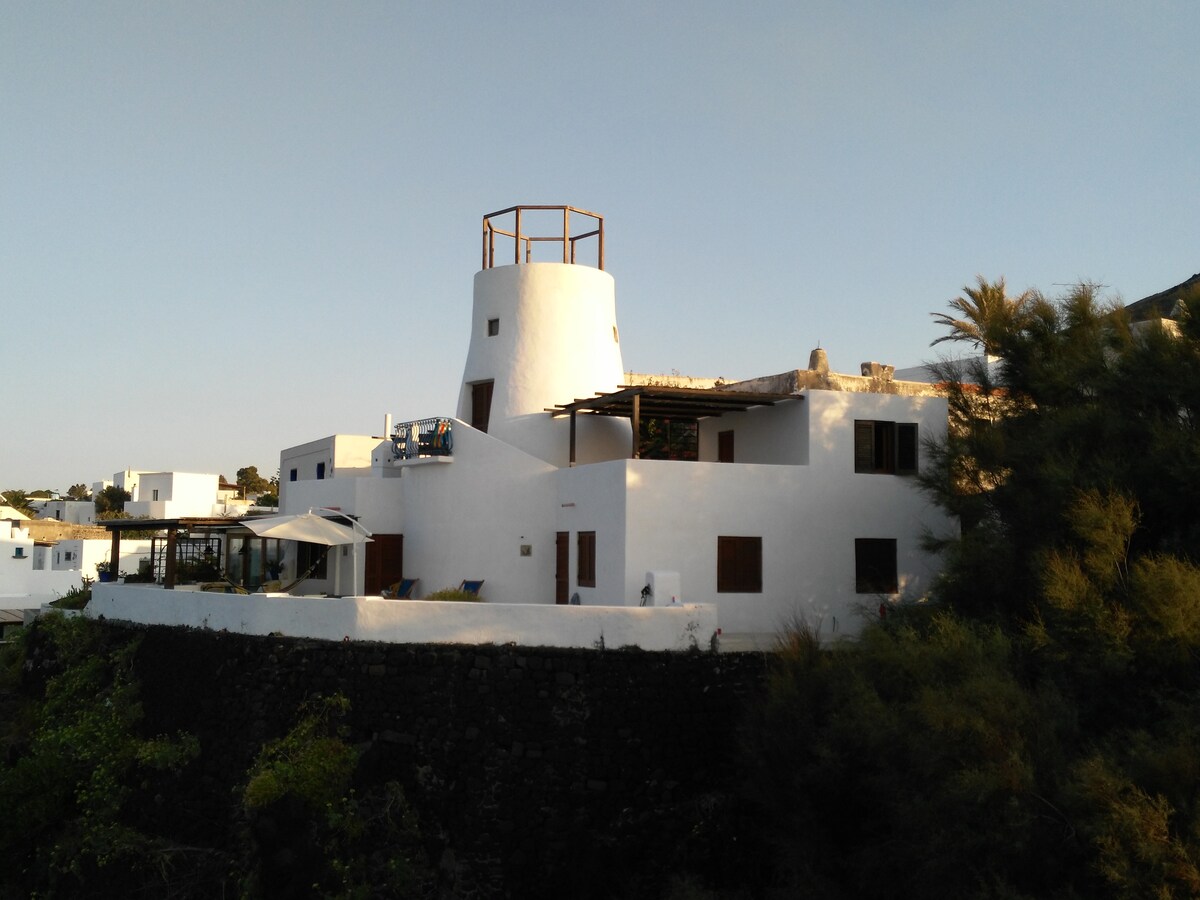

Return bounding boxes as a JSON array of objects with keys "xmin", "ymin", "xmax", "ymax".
[
  {"xmin": 424, "ymin": 587, "xmax": 482, "ymax": 602},
  {"xmin": 243, "ymin": 694, "xmax": 356, "ymax": 814},
  {"xmin": 0, "ymin": 615, "xmax": 200, "ymax": 895},
  {"xmin": 49, "ymin": 577, "xmax": 93, "ymax": 610}
]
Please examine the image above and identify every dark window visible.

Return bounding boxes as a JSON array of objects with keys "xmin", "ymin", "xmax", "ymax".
[
  {"xmin": 855, "ymin": 538, "xmax": 898, "ymax": 593},
  {"xmin": 487, "ymin": 318, "xmax": 499, "ymax": 336},
  {"xmin": 316, "ymin": 462, "xmax": 326, "ymax": 480},
  {"xmin": 718, "ymin": 430, "xmax": 735, "ymax": 463},
  {"xmin": 472, "ymin": 380, "xmax": 494, "ymax": 433},
  {"xmin": 296, "ymin": 541, "xmax": 328, "ymax": 580},
  {"xmin": 717, "ymin": 536, "xmax": 762, "ymax": 593},
  {"xmin": 639, "ymin": 417, "xmax": 698, "ymax": 461},
  {"xmin": 577, "ymin": 531, "xmax": 596, "ymax": 588},
  {"xmin": 289, "ymin": 468, "xmax": 298, "ymax": 482},
  {"xmin": 854, "ymin": 421, "xmax": 918, "ymax": 474}
]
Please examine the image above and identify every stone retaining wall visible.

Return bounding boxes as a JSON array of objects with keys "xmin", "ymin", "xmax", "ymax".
[{"xmin": 128, "ymin": 624, "xmax": 770, "ymax": 898}]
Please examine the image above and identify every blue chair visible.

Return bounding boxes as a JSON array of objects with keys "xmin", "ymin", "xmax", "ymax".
[
  {"xmin": 459, "ymin": 579, "xmax": 484, "ymax": 596},
  {"xmin": 382, "ymin": 577, "xmax": 418, "ymax": 599}
]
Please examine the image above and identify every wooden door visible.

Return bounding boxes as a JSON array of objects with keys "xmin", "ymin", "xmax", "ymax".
[
  {"xmin": 555, "ymin": 532, "xmax": 569, "ymax": 604},
  {"xmin": 472, "ymin": 380, "xmax": 494, "ymax": 433},
  {"xmin": 364, "ymin": 533, "xmax": 403, "ymax": 595}
]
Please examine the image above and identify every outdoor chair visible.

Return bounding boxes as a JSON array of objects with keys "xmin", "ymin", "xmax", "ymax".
[
  {"xmin": 382, "ymin": 578, "xmax": 418, "ymax": 599},
  {"xmin": 459, "ymin": 579, "xmax": 484, "ymax": 596}
]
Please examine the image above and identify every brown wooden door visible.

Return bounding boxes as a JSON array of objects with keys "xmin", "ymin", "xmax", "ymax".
[
  {"xmin": 555, "ymin": 532, "xmax": 569, "ymax": 604},
  {"xmin": 364, "ymin": 533, "xmax": 403, "ymax": 595},
  {"xmin": 472, "ymin": 380, "xmax": 494, "ymax": 433}
]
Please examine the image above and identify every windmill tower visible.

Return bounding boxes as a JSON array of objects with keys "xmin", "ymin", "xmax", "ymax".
[{"xmin": 456, "ymin": 205, "xmax": 631, "ymax": 466}]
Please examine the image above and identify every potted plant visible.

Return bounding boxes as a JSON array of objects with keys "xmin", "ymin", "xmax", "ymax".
[{"xmin": 95, "ymin": 560, "xmax": 114, "ymax": 583}]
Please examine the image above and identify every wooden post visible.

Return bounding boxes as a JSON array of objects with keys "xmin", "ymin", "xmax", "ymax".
[
  {"xmin": 562, "ymin": 207, "xmax": 569, "ymax": 263},
  {"xmin": 514, "ymin": 208, "xmax": 522, "ymax": 265},
  {"xmin": 569, "ymin": 409, "xmax": 577, "ymax": 467},
  {"xmin": 164, "ymin": 530, "xmax": 178, "ymax": 589},
  {"xmin": 109, "ymin": 527, "xmax": 121, "ymax": 582},
  {"xmin": 631, "ymin": 393, "xmax": 641, "ymax": 459}
]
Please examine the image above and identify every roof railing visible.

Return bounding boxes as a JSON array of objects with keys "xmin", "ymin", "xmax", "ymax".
[{"xmin": 482, "ymin": 205, "xmax": 604, "ymax": 271}]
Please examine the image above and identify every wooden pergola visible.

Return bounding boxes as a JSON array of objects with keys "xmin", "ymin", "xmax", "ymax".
[
  {"xmin": 100, "ymin": 517, "xmax": 277, "ymax": 589},
  {"xmin": 550, "ymin": 385, "xmax": 801, "ymax": 465}
]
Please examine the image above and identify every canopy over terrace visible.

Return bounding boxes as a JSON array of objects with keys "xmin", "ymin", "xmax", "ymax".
[{"xmin": 549, "ymin": 385, "xmax": 801, "ymax": 464}]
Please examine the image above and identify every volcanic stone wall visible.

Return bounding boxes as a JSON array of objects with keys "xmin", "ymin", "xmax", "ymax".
[{"xmin": 127, "ymin": 624, "xmax": 769, "ymax": 898}]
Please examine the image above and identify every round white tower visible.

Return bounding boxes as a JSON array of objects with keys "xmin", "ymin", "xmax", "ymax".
[{"xmin": 456, "ymin": 206, "xmax": 631, "ymax": 466}]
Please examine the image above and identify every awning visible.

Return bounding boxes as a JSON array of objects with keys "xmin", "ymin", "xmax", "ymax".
[{"xmin": 241, "ymin": 512, "xmax": 373, "ymax": 546}]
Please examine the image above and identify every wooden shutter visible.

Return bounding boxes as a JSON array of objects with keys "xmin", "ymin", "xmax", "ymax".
[
  {"xmin": 897, "ymin": 423, "xmax": 918, "ymax": 474},
  {"xmin": 854, "ymin": 421, "xmax": 875, "ymax": 473},
  {"xmin": 577, "ymin": 531, "xmax": 596, "ymax": 587}
]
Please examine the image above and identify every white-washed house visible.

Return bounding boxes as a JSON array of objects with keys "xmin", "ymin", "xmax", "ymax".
[{"xmin": 277, "ymin": 206, "xmax": 955, "ymax": 644}]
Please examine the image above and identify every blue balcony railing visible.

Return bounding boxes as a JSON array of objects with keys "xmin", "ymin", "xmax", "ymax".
[{"xmin": 391, "ymin": 417, "xmax": 454, "ymax": 460}]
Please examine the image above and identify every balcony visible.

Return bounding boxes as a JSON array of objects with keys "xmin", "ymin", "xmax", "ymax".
[{"xmin": 391, "ymin": 417, "xmax": 455, "ymax": 466}]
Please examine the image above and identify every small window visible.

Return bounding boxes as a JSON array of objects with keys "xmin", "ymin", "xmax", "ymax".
[
  {"xmin": 718, "ymin": 430, "xmax": 735, "ymax": 463},
  {"xmin": 577, "ymin": 531, "xmax": 596, "ymax": 588},
  {"xmin": 289, "ymin": 468, "xmax": 298, "ymax": 482},
  {"xmin": 487, "ymin": 318, "xmax": 500, "ymax": 336},
  {"xmin": 855, "ymin": 538, "xmax": 898, "ymax": 593},
  {"xmin": 717, "ymin": 536, "xmax": 762, "ymax": 593},
  {"xmin": 854, "ymin": 421, "xmax": 918, "ymax": 474},
  {"xmin": 152, "ymin": 489, "xmax": 159, "ymax": 501},
  {"xmin": 316, "ymin": 462, "xmax": 326, "ymax": 480}
]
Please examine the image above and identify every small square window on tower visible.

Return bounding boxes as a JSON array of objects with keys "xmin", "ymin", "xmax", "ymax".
[{"xmin": 487, "ymin": 318, "xmax": 499, "ymax": 336}]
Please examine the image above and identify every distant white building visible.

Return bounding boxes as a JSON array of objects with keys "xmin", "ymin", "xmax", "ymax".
[
  {"xmin": 34, "ymin": 499, "xmax": 97, "ymax": 525},
  {"xmin": 0, "ymin": 522, "xmax": 80, "ymax": 610},
  {"xmin": 278, "ymin": 206, "xmax": 956, "ymax": 644},
  {"xmin": 96, "ymin": 470, "xmax": 258, "ymax": 519}
]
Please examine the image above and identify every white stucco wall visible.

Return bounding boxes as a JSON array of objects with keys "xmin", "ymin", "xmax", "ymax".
[
  {"xmin": 0, "ymin": 524, "xmax": 88, "ymax": 608},
  {"xmin": 280, "ymin": 435, "xmax": 389, "ymax": 510},
  {"xmin": 457, "ymin": 263, "xmax": 630, "ymax": 467},
  {"xmin": 696, "ymin": 397, "xmax": 809, "ymax": 465},
  {"xmin": 125, "ymin": 472, "xmax": 220, "ymax": 519},
  {"xmin": 396, "ymin": 423, "xmax": 558, "ymax": 603},
  {"xmin": 84, "ymin": 583, "xmax": 718, "ymax": 651},
  {"xmin": 555, "ymin": 462, "xmax": 628, "ymax": 604},
  {"xmin": 52, "ymin": 539, "xmax": 152, "ymax": 577}
]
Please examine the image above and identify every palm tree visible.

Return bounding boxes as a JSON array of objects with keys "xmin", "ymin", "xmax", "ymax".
[
  {"xmin": 1, "ymin": 490, "xmax": 35, "ymax": 517},
  {"xmin": 931, "ymin": 276, "xmax": 1039, "ymax": 356}
]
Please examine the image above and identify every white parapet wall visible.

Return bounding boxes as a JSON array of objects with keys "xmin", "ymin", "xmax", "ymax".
[{"xmin": 85, "ymin": 583, "xmax": 719, "ymax": 652}]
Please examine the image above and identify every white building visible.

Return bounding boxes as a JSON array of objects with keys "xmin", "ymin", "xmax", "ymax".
[
  {"xmin": 0, "ymin": 521, "xmax": 81, "ymax": 610},
  {"xmin": 277, "ymin": 206, "xmax": 955, "ymax": 644},
  {"xmin": 98, "ymin": 470, "xmax": 257, "ymax": 519},
  {"xmin": 48, "ymin": 538, "xmax": 152, "ymax": 580},
  {"xmin": 34, "ymin": 499, "xmax": 97, "ymax": 525}
]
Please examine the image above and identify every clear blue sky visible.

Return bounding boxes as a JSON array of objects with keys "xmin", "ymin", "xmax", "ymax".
[{"xmin": 4, "ymin": 2, "xmax": 1197, "ymax": 491}]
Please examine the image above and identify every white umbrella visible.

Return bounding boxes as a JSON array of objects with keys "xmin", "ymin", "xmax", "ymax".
[
  {"xmin": 242, "ymin": 511, "xmax": 373, "ymax": 546},
  {"xmin": 242, "ymin": 511, "xmax": 373, "ymax": 596}
]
